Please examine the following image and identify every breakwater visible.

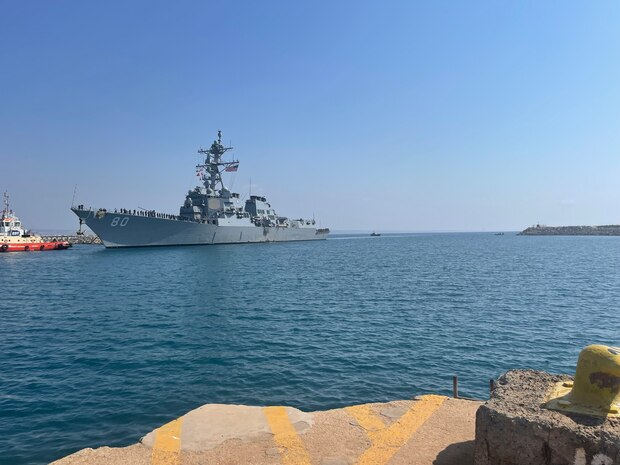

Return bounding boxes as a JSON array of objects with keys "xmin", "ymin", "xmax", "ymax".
[
  {"xmin": 41, "ymin": 235, "xmax": 102, "ymax": 244},
  {"xmin": 518, "ymin": 224, "xmax": 620, "ymax": 236}
]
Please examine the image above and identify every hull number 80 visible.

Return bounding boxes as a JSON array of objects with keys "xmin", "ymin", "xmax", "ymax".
[{"xmin": 110, "ymin": 217, "xmax": 129, "ymax": 227}]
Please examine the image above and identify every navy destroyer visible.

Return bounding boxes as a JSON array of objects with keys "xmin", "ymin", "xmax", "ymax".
[{"xmin": 71, "ymin": 131, "xmax": 329, "ymax": 248}]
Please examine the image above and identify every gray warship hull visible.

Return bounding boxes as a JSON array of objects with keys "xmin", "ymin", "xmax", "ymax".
[{"xmin": 72, "ymin": 208, "xmax": 327, "ymax": 248}]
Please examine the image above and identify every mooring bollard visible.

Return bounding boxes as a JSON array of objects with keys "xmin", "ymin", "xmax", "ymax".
[
  {"xmin": 453, "ymin": 375, "xmax": 459, "ymax": 398},
  {"xmin": 475, "ymin": 344, "xmax": 620, "ymax": 465},
  {"xmin": 545, "ymin": 344, "xmax": 620, "ymax": 417}
]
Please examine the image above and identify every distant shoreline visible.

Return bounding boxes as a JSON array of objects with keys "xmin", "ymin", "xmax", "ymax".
[{"xmin": 518, "ymin": 224, "xmax": 620, "ymax": 236}]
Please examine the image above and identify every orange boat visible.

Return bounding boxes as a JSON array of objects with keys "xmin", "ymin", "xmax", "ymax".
[{"xmin": 1, "ymin": 192, "xmax": 71, "ymax": 253}]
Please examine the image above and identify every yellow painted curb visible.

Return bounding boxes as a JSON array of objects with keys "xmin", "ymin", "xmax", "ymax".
[
  {"xmin": 151, "ymin": 417, "xmax": 183, "ymax": 465},
  {"xmin": 264, "ymin": 406, "xmax": 312, "ymax": 465},
  {"xmin": 347, "ymin": 395, "xmax": 447, "ymax": 465}
]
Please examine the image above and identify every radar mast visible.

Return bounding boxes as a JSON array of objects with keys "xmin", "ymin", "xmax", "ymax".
[{"xmin": 196, "ymin": 130, "xmax": 238, "ymax": 194}]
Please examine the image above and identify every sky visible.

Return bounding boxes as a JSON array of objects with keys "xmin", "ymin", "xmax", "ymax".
[{"xmin": 1, "ymin": 1, "xmax": 619, "ymax": 232}]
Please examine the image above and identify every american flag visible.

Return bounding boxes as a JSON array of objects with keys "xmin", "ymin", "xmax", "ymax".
[{"xmin": 225, "ymin": 163, "xmax": 239, "ymax": 172}]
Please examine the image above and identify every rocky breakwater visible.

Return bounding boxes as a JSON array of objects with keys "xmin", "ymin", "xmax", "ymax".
[
  {"xmin": 519, "ymin": 224, "xmax": 620, "ymax": 236},
  {"xmin": 42, "ymin": 235, "xmax": 102, "ymax": 245}
]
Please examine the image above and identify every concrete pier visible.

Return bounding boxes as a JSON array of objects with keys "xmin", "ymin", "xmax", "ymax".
[
  {"xmin": 53, "ymin": 346, "xmax": 620, "ymax": 464},
  {"xmin": 52, "ymin": 395, "xmax": 480, "ymax": 465}
]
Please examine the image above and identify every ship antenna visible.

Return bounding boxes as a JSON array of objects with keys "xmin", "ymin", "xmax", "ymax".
[
  {"xmin": 3, "ymin": 191, "xmax": 8, "ymax": 215},
  {"xmin": 71, "ymin": 184, "xmax": 78, "ymax": 207}
]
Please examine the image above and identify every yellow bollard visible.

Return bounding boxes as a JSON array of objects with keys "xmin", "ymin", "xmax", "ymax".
[{"xmin": 545, "ymin": 345, "xmax": 620, "ymax": 417}]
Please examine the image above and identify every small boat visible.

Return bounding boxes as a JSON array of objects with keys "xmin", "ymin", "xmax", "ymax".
[
  {"xmin": 370, "ymin": 232, "xmax": 381, "ymax": 237},
  {"xmin": 1, "ymin": 192, "xmax": 71, "ymax": 253},
  {"xmin": 494, "ymin": 232, "xmax": 505, "ymax": 236}
]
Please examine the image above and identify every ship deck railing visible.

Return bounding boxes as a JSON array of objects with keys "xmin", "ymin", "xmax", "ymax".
[{"xmin": 77, "ymin": 206, "xmax": 199, "ymax": 223}]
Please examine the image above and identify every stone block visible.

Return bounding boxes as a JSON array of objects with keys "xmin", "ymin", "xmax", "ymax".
[{"xmin": 474, "ymin": 370, "xmax": 620, "ymax": 465}]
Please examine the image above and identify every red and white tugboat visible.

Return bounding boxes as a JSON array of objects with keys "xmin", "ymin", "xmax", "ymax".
[{"xmin": 0, "ymin": 192, "xmax": 71, "ymax": 253}]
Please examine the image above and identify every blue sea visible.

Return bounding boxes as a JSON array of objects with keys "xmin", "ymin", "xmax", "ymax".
[{"xmin": 2, "ymin": 233, "xmax": 619, "ymax": 465}]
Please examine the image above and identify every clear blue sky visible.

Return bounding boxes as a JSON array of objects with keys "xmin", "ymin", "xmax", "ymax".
[{"xmin": 1, "ymin": 1, "xmax": 618, "ymax": 232}]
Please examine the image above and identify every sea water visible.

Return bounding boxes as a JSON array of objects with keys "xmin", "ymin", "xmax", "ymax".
[{"xmin": 1, "ymin": 233, "xmax": 619, "ymax": 464}]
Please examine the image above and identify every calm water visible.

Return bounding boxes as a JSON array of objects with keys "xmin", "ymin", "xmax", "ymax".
[{"xmin": 1, "ymin": 233, "xmax": 619, "ymax": 464}]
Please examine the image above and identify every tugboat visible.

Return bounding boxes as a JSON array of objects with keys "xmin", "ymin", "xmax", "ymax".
[{"xmin": 0, "ymin": 192, "xmax": 71, "ymax": 252}]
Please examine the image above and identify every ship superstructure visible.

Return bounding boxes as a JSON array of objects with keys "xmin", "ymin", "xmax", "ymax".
[{"xmin": 71, "ymin": 131, "xmax": 329, "ymax": 248}]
